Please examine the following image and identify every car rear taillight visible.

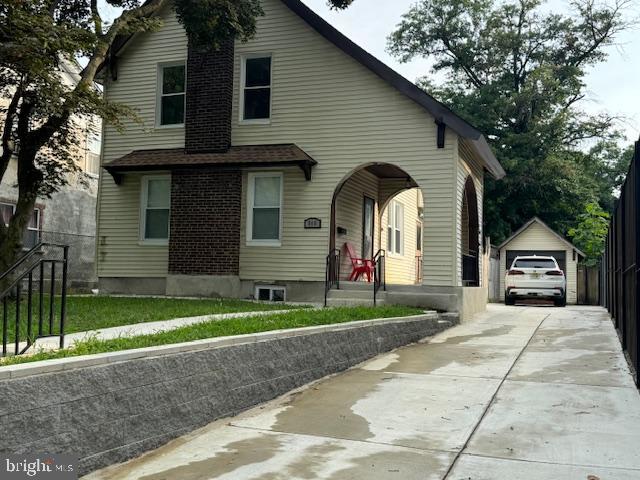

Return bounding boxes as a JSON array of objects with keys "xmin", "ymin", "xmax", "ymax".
[
  {"xmin": 546, "ymin": 270, "xmax": 564, "ymax": 276},
  {"xmin": 508, "ymin": 269, "xmax": 525, "ymax": 275}
]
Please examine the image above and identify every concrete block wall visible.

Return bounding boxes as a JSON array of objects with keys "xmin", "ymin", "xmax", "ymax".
[{"xmin": 0, "ymin": 315, "xmax": 456, "ymax": 475}]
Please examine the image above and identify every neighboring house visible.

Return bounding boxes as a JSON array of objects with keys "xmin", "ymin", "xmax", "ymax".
[
  {"xmin": 96, "ymin": 0, "xmax": 505, "ymax": 317},
  {"xmin": 498, "ymin": 217, "xmax": 585, "ymax": 304},
  {"xmin": 0, "ymin": 58, "xmax": 101, "ymax": 288}
]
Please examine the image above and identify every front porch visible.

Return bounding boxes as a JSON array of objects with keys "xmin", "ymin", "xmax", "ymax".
[{"xmin": 325, "ymin": 163, "xmax": 484, "ymax": 318}]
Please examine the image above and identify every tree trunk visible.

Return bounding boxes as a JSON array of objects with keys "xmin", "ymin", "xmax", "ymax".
[{"xmin": 0, "ymin": 147, "xmax": 42, "ymax": 275}]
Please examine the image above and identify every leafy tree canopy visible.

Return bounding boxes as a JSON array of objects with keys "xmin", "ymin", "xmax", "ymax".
[
  {"xmin": 568, "ymin": 201, "xmax": 610, "ymax": 266},
  {"xmin": 0, "ymin": 0, "xmax": 353, "ymax": 269},
  {"xmin": 388, "ymin": 0, "xmax": 632, "ymax": 244}
]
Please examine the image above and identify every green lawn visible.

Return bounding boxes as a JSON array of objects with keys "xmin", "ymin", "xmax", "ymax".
[
  {"xmin": 1, "ymin": 295, "xmax": 304, "ymax": 343},
  {"xmin": 1, "ymin": 305, "xmax": 425, "ymax": 366}
]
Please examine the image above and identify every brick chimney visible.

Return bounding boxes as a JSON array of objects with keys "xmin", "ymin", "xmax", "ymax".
[{"xmin": 185, "ymin": 38, "xmax": 235, "ymax": 153}]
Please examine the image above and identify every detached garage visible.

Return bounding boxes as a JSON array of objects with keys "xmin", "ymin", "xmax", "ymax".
[{"xmin": 498, "ymin": 217, "xmax": 585, "ymax": 304}]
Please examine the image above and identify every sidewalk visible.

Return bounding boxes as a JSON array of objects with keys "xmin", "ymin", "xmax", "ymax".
[
  {"xmin": 84, "ymin": 305, "xmax": 640, "ymax": 480},
  {"xmin": 25, "ymin": 308, "xmax": 297, "ymax": 353}
]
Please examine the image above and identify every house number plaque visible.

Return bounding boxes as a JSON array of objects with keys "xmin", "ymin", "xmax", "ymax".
[{"xmin": 304, "ymin": 218, "xmax": 322, "ymax": 229}]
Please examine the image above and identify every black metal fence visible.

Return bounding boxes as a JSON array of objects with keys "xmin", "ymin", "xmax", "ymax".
[
  {"xmin": 602, "ymin": 138, "xmax": 640, "ymax": 386},
  {"xmin": 1, "ymin": 243, "xmax": 69, "ymax": 356}
]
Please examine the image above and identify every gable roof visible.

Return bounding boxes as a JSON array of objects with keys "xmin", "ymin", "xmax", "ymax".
[
  {"xmin": 498, "ymin": 217, "xmax": 586, "ymax": 257},
  {"xmin": 102, "ymin": 0, "xmax": 505, "ymax": 179}
]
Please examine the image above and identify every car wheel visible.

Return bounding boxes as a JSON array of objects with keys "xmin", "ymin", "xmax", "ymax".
[
  {"xmin": 505, "ymin": 294, "xmax": 515, "ymax": 306},
  {"xmin": 554, "ymin": 296, "xmax": 567, "ymax": 307}
]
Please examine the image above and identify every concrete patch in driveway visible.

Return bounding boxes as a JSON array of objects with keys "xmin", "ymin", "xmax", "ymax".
[
  {"xmin": 466, "ymin": 380, "xmax": 640, "ymax": 470},
  {"xmin": 83, "ymin": 423, "xmax": 455, "ymax": 480},
  {"xmin": 448, "ymin": 454, "xmax": 640, "ymax": 480},
  {"xmin": 529, "ymin": 326, "xmax": 623, "ymax": 352},
  {"xmin": 363, "ymin": 342, "xmax": 522, "ymax": 379},
  {"xmin": 508, "ymin": 347, "xmax": 635, "ymax": 387},
  {"xmin": 233, "ymin": 368, "xmax": 501, "ymax": 452}
]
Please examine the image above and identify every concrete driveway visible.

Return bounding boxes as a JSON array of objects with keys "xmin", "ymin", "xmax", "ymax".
[{"xmin": 84, "ymin": 305, "xmax": 640, "ymax": 480}]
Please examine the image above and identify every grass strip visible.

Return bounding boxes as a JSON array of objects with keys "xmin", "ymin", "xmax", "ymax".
[
  {"xmin": 1, "ymin": 295, "xmax": 305, "ymax": 342},
  {"xmin": 1, "ymin": 305, "xmax": 425, "ymax": 366}
]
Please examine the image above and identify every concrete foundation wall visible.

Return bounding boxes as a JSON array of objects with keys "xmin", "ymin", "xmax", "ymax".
[
  {"xmin": 98, "ymin": 277, "xmax": 167, "ymax": 295},
  {"xmin": 0, "ymin": 315, "xmax": 455, "ymax": 475},
  {"xmin": 166, "ymin": 275, "xmax": 244, "ymax": 298},
  {"xmin": 458, "ymin": 287, "xmax": 488, "ymax": 322}
]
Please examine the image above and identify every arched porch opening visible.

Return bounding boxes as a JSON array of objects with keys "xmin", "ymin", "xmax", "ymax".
[
  {"xmin": 461, "ymin": 175, "xmax": 480, "ymax": 286},
  {"xmin": 329, "ymin": 163, "xmax": 424, "ymax": 285}
]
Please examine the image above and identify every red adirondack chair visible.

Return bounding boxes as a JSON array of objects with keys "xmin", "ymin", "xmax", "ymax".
[{"xmin": 344, "ymin": 243, "xmax": 375, "ymax": 282}]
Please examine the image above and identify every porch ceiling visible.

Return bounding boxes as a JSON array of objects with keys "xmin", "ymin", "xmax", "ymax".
[{"xmin": 365, "ymin": 164, "xmax": 419, "ymax": 188}]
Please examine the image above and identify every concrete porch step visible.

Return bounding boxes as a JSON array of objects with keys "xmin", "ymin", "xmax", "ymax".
[
  {"xmin": 326, "ymin": 297, "xmax": 387, "ymax": 307},
  {"xmin": 327, "ymin": 288, "xmax": 381, "ymax": 300},
  {"xmin": 335, "ymin": 281, "xmax": 377, "ymax": 291}
]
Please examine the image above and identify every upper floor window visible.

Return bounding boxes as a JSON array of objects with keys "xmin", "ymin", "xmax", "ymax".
[
  {"xmin": 247, "ymin": 172, "xmax": 282, "ymax": 246},
  {"xmin": 140, "ymin": 176, "xmax": 171, "ymax": 244},
  {"xmin": 158, "ymin": 63, "xmax": 185, "ymax": 126},
  {"xmin": 387, "ymin": 201, "xmax": 404, "ymax": 256},
  {"xmin": 241, "ymin": 55, "xmax": 272, "ymax": 122}
]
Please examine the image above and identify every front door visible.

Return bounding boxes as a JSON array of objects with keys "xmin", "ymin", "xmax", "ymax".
[{"xmin": 362, "ymin": 196, "xmax": 375, "ymax": 259}]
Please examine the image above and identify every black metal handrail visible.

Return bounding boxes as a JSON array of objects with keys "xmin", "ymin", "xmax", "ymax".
[
  {"xmin": 373, "ymin": 249, "xmax": 386, "ymax": 305},
  {"xmin": 324, "ymin": 248, "xmax": 341, "ymax": 307},
  {"xmin": 1, "ymin": 243, "xmax": 69, "ymax": 357}
]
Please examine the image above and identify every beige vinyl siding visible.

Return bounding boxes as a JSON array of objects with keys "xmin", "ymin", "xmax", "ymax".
[
  {"xmin": 96, "ymin": 5, "xmax": 185, "ymax": 277},
  {"xmin": 332, "ymin": 170, "xmax": 379, "ymax": 281},
  {"xmin": 380, "ymin": 188, "xmax": 423, "ymax": 285},
  {"xmin": 97, "ymin": 173, "xmax": 169, "ymax": 277},
  {"xmin": 457, "ymin": 140, "xmax": 485, "ymax": 286},
  {"xmin": 234, "ymin": 0, "xmax": 457, "ymax": 285},
  {"xmin": 499, "ymin": 222, "xmax": 579, "ymax": 303},
  {"xmin": 97, "ymin": 0, "xmax": 462, "ymax": 285}
]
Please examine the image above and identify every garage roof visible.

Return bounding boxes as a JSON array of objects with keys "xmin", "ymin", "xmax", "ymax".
[{"xmin": 498, "ymin": 217, "xmax": 586, "ymax": 257}]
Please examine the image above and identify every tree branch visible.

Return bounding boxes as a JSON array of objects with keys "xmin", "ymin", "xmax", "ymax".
[
  {"xmin": 0, "ymin": 80, "xmax": 23, "ymax": 181},
  {"xmin": 91, "ymin": 0, "xmax": 103, "ymax": 36}
]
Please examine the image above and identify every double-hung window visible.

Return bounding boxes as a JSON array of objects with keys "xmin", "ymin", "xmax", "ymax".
[
  {"xmin": 387, "ymin": 201, "xmax": 404, "ymax": 255},
  {"xmin": 241, "ymin": 55, "xmax": 272, "ymax": 122},
  {"xmin": 247, "ymin": 172, "xmax": 282, "ymax": 246},
  {"xmin": 158, "ymin": 63, "xmax": 185, "ymax": 126},
  {"xmin": 141, "ymin": 176, "xmax": 171, "ymax": 244},
  {"xmin": 1, "ymin": 203, "xmax": 41, "ymax": 249}
]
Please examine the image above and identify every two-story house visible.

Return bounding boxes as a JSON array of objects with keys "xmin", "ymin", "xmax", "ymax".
[{"xmin": 97, "ymin": 0, "xmax": 505, "ymax": 318}]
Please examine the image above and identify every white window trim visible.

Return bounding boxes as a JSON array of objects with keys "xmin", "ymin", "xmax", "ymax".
[
  {"xmin": 139, "ymin": 175, "xmax": 171, "ymax": 246},
  {"xmin": 246, "ymin": 171, "xmax": 283, "ymax": 247},
  {"xmin": 387, "ymin": 200, "xmax": 404, "ymax": 256},
  {"xmin": 1, "ymin": 202, "xmax": 42, "ymax": 248},
  {"xmin": 0, "ymin": 202, "xmax": 15, "ymax": 227},
  {"xmin": 255, "ymin": 285, "xmax": 286, "ymax": 302},
  {"xmin": 155, "ymin": 61, "xmax": 186, "ymax": 129},
  {"xmin": 239, "ymin": 53, "xmax": 273, "ymax": 125}
]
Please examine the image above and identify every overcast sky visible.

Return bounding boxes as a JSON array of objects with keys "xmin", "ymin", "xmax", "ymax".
[{"xmin": 300, "ymin": 0, "xmax": 639, "ymax": 144}]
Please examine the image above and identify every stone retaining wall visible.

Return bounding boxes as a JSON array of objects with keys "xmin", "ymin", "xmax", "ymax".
[{"xmin": 0, "ymin": 314, "xmax": 456, "ymax": 475}]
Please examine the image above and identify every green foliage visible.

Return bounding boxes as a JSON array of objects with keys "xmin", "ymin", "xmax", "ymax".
[
  {"xmin": 568, "ymin": 202, "xmax": 610, "ymax": 266},
  {"xmin": 0, "ymin": 305, "xmax": 424, "ymax": 366},
  {"xmin": 0, "ymin": 0, "xmax": 355, "ymax": 267},
  {"xmin": 388, "ymin": 0, "xmax": 631, "ymax": 243},
  {"xmin": 3, "ymin": 295, "xmax": 306, "ymax": 343}
]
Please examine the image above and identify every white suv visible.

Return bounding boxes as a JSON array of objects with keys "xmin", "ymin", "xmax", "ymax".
[{"xmin": 505, "ymin": 255, "xmax": 566, "ymax": 307}]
